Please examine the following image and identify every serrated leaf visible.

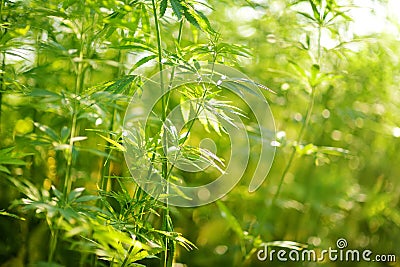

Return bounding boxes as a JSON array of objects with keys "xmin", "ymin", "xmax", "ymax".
[
  {"xmin": 51, "ymin": 185, "xmax": 64, "ymax": 200},
  {"xmin": 75, "ymin": 195, "xmax": 100, "ymax": 203},
  {"xmin": 182, "ymin": 6, "xmax": 201, "ymax": 30},
  {"xmin": 67, "ymin": 187, "xmax": 85, "ymax": 202},
  {"xmin": 131, "ymin": 54, "xmax": 157, "ymax": 72},
  {"xmin": 222, "ymin": 80, "xmax": 258, "ymax": 97},
  {"xmin": 297, "ymin": 11, "xmax": 317, "ymax": 22},
  {"xmin": 194, "ymin": 9, "xmax": 215, "ymax": 34},
  {"xmin": 0, "ymin": 210, "xmax": 25, "ymax": 220},
  {"xmin": 34, "ymin": 122, "xmax": 60, "ymax": 142},
  {"xmin": 98, "ymin": 134, "xmax": 126, "ymax": 152},
  {"xmin": 30, "ymin": 88, "xmax": 62, "ymax": 98},
  {"xmin": 309, "ymin": 0, "xmax": 321, "ymax": 23},
  {"xmin": 170, "ymin": 0, "xmax": 183, "ymax": 19},
  {"xmin": 105, "ymin": 75, "xmax": 137, "ymax": 94},
  {"xmin": 113, "ymin": 44, "xmax": 156, "ymax": 53},
  {"xmin": 160, "ymin": 0, "xmax": 168, "ymax": 17}
]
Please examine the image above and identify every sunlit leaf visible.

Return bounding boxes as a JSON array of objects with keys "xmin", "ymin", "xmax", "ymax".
[
  {"xmin": 131, "ymin": 54, "xmax": 157, "ymax": 72},
  {"xmin": 0, "ymin": 210, "xmax": 25, "ymax": 220},
  {"xmin": 217, "ymin": 201, "xmax": 244, "ymax": 238},
  {"xmin": 98, "ymin": 134, "xmax": 126, "ymax": 152},
  {"xmin": 33, "ymin": 122, "xmax": 60, "ymax": 142},
  {"xmin": 170, "ymin": 0, "xmax": 184, "ymax": 20}
]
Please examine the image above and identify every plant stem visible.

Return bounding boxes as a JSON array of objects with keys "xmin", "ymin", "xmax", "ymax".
[
  {"xmin": 150, "ymin": 1, "xmax": 173, "ymax": 266},
  {"xmin": 0, "ymin": 91, "xmax": 2, "ymax": 134},
  {"xmin": 48, "ymin": 228, "xmax": 58, "ymax": 262},
  {"xmin": 151, "ymin": 0, "xmax": 165, "ymax": 119},
  {"xmin": 121, "ymin": 245, "xmax": 134, "ymax": 267},
  {"xmin": 58, "ymin": 17, "xmax": 86, "ymax": 264},
  {"xmin": 165, "ymin": 39, "xmax": 218, "ymax": 181},
  {"xmin": 64, "ymin": 49, "xmax": 84, "ymax": 197},
  {"xmin": 150, "ymin": 0, "xmax": 167, "ymax": 182},
  {"xmin": 0, "ymin": 0, "xmax": 6, "ymax": 135},
  {"xmin": 99, "ymin": 85, "xmax": 118, "ymax": 191},
  {"xmin": 164, "ymin": 19, "xmax": 183, "ymax": 110},
  {"xmin": 139, "ymin": 22, "xmax": 185, "ymax": 250},
  {"xmin": 272, "ymin": 87, "xmax": 316, "ymax": 204},
  {"xmin": 0, "ymin": 51, "xmax": 4, "ymax": 134},
  {"xmin": 48, "ymin": 216, "xmax": 62, "ymax": 262},
  {"xmin": 165, "ymin": 90, "xmax": 207, "ymax": 181},
  {"xmin": 272, "ymin": 16, "xmax": 323, "ymax": 203},
  {"xmin": 64, "ymin": 9, "xmax": 92, "ymax": 196}
]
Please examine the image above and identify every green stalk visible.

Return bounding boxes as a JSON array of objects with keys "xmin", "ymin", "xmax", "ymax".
[
  {"xmin": 99, "ymin": 88, "xmax": 118, "ymax": 192},
  {"xmin": 272, "ymin": 18, "xmax": 323, "ymax": 203},
  {"xmin": 121, "ymin": 245, "xmax": 134, "ymax": 267},
  {"xmin": 164, "ymin": 20, "xmax": 183, "ymax": 108},
  {"xmin": 55, "ymin": 16, "xmax": 86, "ymax": 263},
  {"xmin": 150, "ymin": 0, "xmax": 167, "ymax": 183},
  {"xmin": 50, "ymin": 52, "xmax": 81, "ymax": 264},
  {"xmin": 99, "ymin": 30, "xmax": 126, "ymax": 191},
  {"xmin": 165, "ymin": 84, "xmax": 209, "ymax": 181},
  {"xmin": 165, "ymin": 37, "xmax": 219, "ymax": 181},
  {"xmin": 64, "ymin": 48, "xmax": 84, "ymax": 197},
  {"xmin": 0, "ymin": 0, "xmax": 6, "ymax": 134},
  {"xmin": 48, "ymin": 228, "xmax": 58, "ymax": 262},
  {"xmin": 0, "ymin": 94, "xmax": 2, "ymax": 133},
  {"xmin": 150, "ymin": 1, "xmax": 174, "ymax": 266},
  {"xmin": 48, "ymin": 216, "xmax": 63, "ymax": 262},
  {"xmin": 0, "ymin": 50, "xmax": 4, "ymax": 134},
  {"xmin": 272, "ymin": 87, "xmax": 316, "ymax": 203},
  {"xmin": 65, "ymin": 8, "xmax": 94, "ymax": 196},
  {"xmin": 137, "ymin": 24, "xmax": 185, "ymax": 259},
  {"xmin": 151, "ymin": 0, "xmax": 165, "ymax": 119}
]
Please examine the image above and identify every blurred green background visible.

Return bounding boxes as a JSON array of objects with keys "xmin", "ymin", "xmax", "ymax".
[{"xmin": 0, "ymin": 0, "xmax": 399, "ymax": 266}]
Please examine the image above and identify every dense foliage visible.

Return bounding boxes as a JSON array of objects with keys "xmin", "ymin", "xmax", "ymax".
[{"xmin": 0, "ymin": 0, "xmax": 399, "ymax": 266}]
